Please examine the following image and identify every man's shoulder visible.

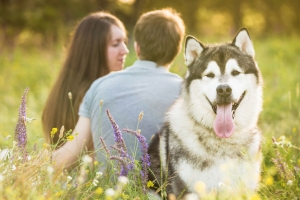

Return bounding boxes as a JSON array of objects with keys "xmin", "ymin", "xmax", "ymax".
[
  {"xmin": 90, "ymin": 70, "xmax": 127, "ymax": 87},
  {"xmin": 166, "ymin": 71, "xmax": 183, "ymax": 79}
]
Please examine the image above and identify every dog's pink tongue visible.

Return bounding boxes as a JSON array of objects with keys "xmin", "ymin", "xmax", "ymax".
[{"xmin": 213, "ymin": 103, "xmax": 235, "ymax": 138}]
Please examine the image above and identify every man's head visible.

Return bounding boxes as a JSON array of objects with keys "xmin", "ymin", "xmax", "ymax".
[{"xmin": 134, "ymin": 8, "xmax": 185, "ymax": 66}]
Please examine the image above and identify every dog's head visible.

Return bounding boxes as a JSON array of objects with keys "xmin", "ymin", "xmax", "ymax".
[{"xmin": 183, "ymin": 28, "xmax": 263, "ymax": 138}]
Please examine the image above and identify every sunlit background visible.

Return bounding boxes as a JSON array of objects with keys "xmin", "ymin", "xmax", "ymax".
[{"xmin": 1, "ymin": 0, "xmax": 299, "ymax": 48}]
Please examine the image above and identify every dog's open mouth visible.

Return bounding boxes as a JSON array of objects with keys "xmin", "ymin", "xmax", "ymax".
[
  {"xmin": 207, "ymin": 91, "xmax": 246, "ymax": 138},
  {"xmin": 211, "ymin": 91, "xmax": 246, "ymax": 118}
]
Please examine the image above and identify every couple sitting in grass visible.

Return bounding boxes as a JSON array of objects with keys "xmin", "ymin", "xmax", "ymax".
[{"xmin": 42, "ymin": 8, "xmax": 185, "ymax": 170}]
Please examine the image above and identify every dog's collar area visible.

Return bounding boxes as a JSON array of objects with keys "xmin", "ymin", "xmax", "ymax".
[{"xmin": 206, "ymin": 91, "xmax": 246, "ymax": 117}]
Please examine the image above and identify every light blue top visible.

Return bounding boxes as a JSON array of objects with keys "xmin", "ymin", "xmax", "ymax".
[{"xmin": 79, "ymin": 60, "xmax": 183, "ymax": 163}]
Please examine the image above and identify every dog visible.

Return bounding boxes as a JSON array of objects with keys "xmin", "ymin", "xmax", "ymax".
[{"xmin": 148, "ymin": 28, "xmax": 263, "ymax": 198}]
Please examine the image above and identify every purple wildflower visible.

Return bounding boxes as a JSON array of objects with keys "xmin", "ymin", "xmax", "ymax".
[
  {"xmin": 14, "ymin": 88, "xmax": 29, "ymax": 153},
  {"xmin": 106, "ymin": 109, "xmax": 127, "ymax": 151},
  {"xmin": 106, "ymin": 109, "xmax": 134, "ymax": 176},
  {"xmin": 123, "ymin": 128, "xmax": 150, "ymax": 194},
  {"xmin": 110, "ymin": 145, "xmax": 134, "ymax": 172},
  {"xmin": 110, "ymin": 156, "xmax": 130, "ymax": 176}
]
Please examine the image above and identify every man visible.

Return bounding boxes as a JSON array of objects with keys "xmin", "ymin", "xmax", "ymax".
[{"xmin": 54, "ymin": 8, "xmax": 185, "ymax": 168}]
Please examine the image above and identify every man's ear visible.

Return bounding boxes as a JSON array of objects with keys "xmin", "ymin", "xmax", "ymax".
[{"xmin": 134, "ymin": 41, "xmax": 140, "ymax": 57}]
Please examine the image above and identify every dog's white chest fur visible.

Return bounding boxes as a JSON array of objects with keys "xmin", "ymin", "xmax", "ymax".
[
  {"xmin": 162, "ymin": 97, "xmax": 262, "ymax": 194},
  {"xmin": 177, "ymin": 156, "xmax": 261, "ymax": 192}
]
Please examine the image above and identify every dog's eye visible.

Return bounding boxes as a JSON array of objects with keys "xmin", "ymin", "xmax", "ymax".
[
  {"xmin": 205, "ymin": 73, "xmax": 215, "ymax": 78},
  {"xmin": 231, "ymin": 70, "xmax": 240, "ymax": 76}
]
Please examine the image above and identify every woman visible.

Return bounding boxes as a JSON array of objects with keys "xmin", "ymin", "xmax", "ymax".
[{"xmin": 42, "ymin": 12, "xmax": 129, "ymax": 147}]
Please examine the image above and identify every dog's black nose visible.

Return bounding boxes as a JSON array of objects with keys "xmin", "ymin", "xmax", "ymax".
[{"xmin": 216, "ymin": 84, "xmax": 232, "ymax": 97}]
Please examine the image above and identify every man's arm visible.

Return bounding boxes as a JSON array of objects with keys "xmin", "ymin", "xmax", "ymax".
[{"xmin": 52, "ymin": 116, "xmax": 92, "ymax": 170}]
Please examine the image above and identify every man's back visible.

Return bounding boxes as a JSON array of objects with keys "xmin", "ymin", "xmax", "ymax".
[{"xmin": 79, "ymin": 60, "xmax": 182, "ymax": 162}]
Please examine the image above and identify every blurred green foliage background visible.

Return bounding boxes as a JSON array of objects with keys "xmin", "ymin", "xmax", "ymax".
[
  {"xmin": 0, "ymin": 0, "xmax": 299, "ymax": 148},
  {"xmin": 1, "ymin": 0, "xmax": 300, "ymax": 49}
]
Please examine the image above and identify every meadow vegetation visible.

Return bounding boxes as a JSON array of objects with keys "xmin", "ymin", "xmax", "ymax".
[{"xmin": 0, "ymin": 35, "xmax": 299, "ymax": 199}]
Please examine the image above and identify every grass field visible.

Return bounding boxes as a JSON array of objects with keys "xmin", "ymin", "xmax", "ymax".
[{"xmin": 0, "ymin": 35, "xmax": 299, "ymax": 199}]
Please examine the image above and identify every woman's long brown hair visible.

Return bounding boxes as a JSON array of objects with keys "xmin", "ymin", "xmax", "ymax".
[{"xmin": 42, "ymin": 12, "xmax": 126, "ymax": 147}]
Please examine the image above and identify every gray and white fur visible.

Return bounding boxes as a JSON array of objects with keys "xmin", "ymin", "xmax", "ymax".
[{"xmin": 148, "ymin": 28, "xmax": 263, "ymax": 198}]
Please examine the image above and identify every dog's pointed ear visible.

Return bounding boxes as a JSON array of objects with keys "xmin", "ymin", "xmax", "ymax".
[
  {"xmin": 185, "ymin": 36, "xmax": 204, "ymax": 66},
  {"xmin": 232, "ymin": 28, "xmax": 254, "ymax": 57}
]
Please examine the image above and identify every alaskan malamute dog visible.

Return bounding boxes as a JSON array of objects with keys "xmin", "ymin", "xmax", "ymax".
[{"xmin": 148, "ymin": 28, "xmax": 263, "ymax": 198}]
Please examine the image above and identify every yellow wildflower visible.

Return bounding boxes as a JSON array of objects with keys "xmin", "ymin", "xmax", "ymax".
[
  {"xmin": 95, "ymin": 187, "xmax": 103, "ymax": 195},
  {"xmin": 67, "ymin": 135, "xmax": 74, "ymax": 141},
  {"xmin": 43, "ymin": 143, "xmax": 48, "ymax": 148},
  {"xmin": 50, "ymin": 128, "xmax": 58, "ymax": 138},
  {"xmin": 85, "ymin": 182, "xmax": 92, "ymax": 187},
  {"xmin": 94, "ymin": 161, "xmax": 99, "ymax": 166},
  {"xmin": 265, "ymin": 176, "xmax": 274, "ymax": 186},
  {"xmin": 147, "ymin": 180, "xmax": 154, "ymax": 188},
  {"xmin": 121, "ymin": 193, "xmax": 130, "ymax": 199},
  {"xmin": 292, "ymin": 127, "xmax": 297, "ymax": 133},
  {"xmin": 250, "ymin": 193, "xmax": 261, "ymax": 200},
  {"xmin": 54, "ymin": 190, "xmax": 63, "ymax": 197}
]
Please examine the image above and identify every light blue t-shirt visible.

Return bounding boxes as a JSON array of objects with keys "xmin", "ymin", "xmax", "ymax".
[{"xmin": 79, "ymin": 60, "xmax": 183, "ymax": 163}]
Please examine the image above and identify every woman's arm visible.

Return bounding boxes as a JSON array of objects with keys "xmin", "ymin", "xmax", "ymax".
[{"xmin": 52, "ymin": 116, "xmax": 92, "ymax": 170}]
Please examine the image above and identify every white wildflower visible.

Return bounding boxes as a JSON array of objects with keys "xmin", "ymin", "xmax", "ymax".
[
  {"xmin": 0, "ymin": 148, "xmax": 10, "ymax": 160},
  {"xmin": 92, "ymin": 179, "xmax": 99, "ymax": 186},
  {"xmin": 287, "ymin": 180, "xmax": 293, "ymax": 186},
  {"xmin": 95, "ymin": 171, "xmax": 103, "ymax": 179},
  {"xmin": 279, "ymin": 136, "xmax": 285, "ymax": 142},
  {"xmin": 11, "ymin": 165, "xmax": 16, "ymax": 171},
  {"xmin": 285, "ymin": 142, "xmax": 292, "ymax": 147},
  {"xmin": 82, "ymin": 155, "xmax": 93, "ymax": 164},
  {"xmin": 25, "ymin": 117, "xmax": 35, "ymax": 123},
  {"xmin": 67, "ymin": 176, "xmax": 72, "ymax": 182},
  {"xmin": 118, "ymin": 176, "xmax": 128, "ymax": 185},
  {"xmin": 47, "ymin": 166, "xmax": 54, "ymax": 176},
  {"xmin": 105, "ymin": 188, "xmax": 115, "ymax": 197},
  {"xmin": 5, "ymin": 135, "xmax": 11, "ymax": 140},
  {"xmin": 27, "ymin": 155, "xmax": 31, "ymax": 161}
]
